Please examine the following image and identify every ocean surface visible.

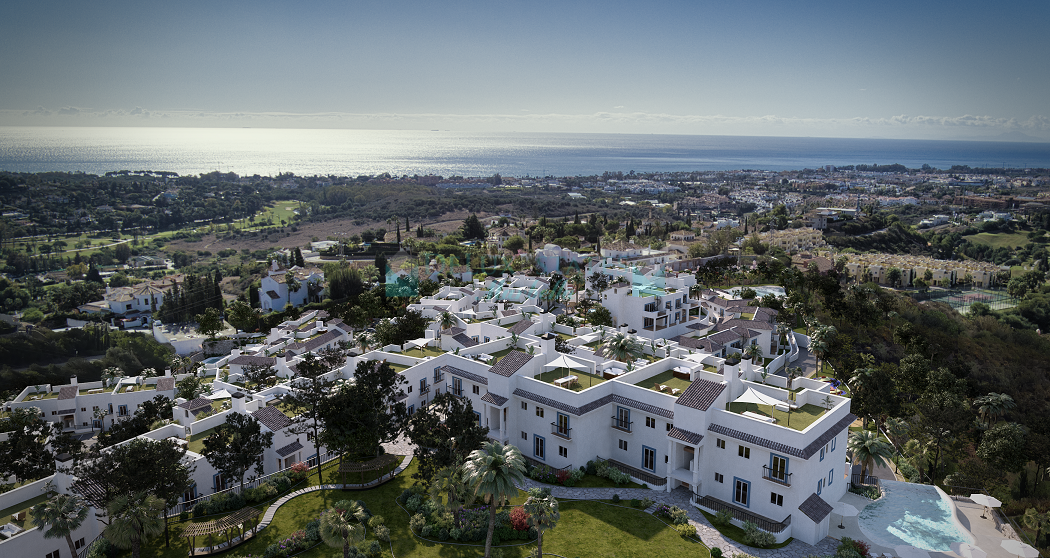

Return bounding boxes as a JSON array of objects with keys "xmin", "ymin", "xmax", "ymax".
[{"xmin": 1, "ymin": 126, "xmax": 1049, "ymax": 177}]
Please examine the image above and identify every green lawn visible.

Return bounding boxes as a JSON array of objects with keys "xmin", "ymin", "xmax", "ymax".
[
  {"xmin": 698, "ymin": 511, "xmax": 793, "ymax": 550},
  {"xmin": 726, "ymin": 402, "xmax": 827, "ymax": 432},
  {"xmin": 132, "ymin": 460, "xmax": 700, "ymax": 558},
  {"xmin": 635, "ymin": 370, "xmax": 692, "ymax": 394},
  {"xmin": 398, "ymin": 345, "xmax": 445, "ymax": 358},
  {"xmin": 185, "ymin": 425, "xmax": 220, "ymax": 454},
  {"xmin": 535, "ymin": 369, "xmax": 607, "ymax": 391},
  {"xmin": 0, "ymin": 492, "xmax": 48, "ymax": 530},
  {"xmin": 963, "ymin": 232, "xmax": 1029, "ymax": 249}
]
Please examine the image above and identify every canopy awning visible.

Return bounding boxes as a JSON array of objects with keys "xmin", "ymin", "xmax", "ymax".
[
  {"xmin": 544, "ymin": 355, "xmax": 589, "ymax": 372},
  {"xmin": 733, "ymin": 387, "xmax": 782, "ymax": 407}
]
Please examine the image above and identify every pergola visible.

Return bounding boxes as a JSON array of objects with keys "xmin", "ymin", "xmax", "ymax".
[
  {"xmin": 338, "ymin": 454, "xmax": 401, "ymax": 487},
  {"xmin": 182, "ymin": 507, "xmax": 262, "ymax": 556}
]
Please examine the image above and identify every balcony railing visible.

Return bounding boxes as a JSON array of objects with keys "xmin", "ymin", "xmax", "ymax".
[
  {"xmin": 433, "ymin": 372, "xmax": 445, "ymax": 383},
  {"xmin": 611, "ymin": 417, "xmax": 633, "ymax": 432},
  {"xmin": 694, "ymin": 495, "xmax": 791, "ymax": 533},
  {"xmin": 550, "ymin": 422, "xmax": 572, "ymax": 439},
  {"xmin": 419, "ymin": 385, "xmax": 430, "ymax": 395},
  {"xmin": 762, "ymin": 465, "xmax": 792, "ymax": 487},
  {"xmin": 446, "ymin": 384, "xmax": 463, "ymax": 397}
]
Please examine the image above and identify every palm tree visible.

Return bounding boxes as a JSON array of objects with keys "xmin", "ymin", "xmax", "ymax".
[
  {"xmin": 31, "ymin": 493, "xmax": 89, "ymax": 558},
  {"xmin": 104, "ymin": 492, "xmax": 166, "ymax": 558},
  {"xmin": 462, "ymin": 441, "xmax": 526, "ymax": 558},
  {"xmin": 974, "ymin": 392, "xmax": 1016, "ymax": 425},
  {"xmin": 742, "ymin": 343, "xmax": 763, "ymax": 364},
  {"xmin": 319, "ymin": 500, "xmax": 367, "ymax": 558},
  {"xmin": 1022, "ymin": 507, "xmax": 1049, "ymax": 548},
  {"xmin": 570, "ymin": 273, "xmax": 585, "ymax": 310},
  {"xmin": 429, "ymin": 465, "xmax": 468, "ymax": 527},
  {"xmin": 437, "ymin": 310, "xmax": 457, "ymax": 332},
  {"xmin": 810, "ymin": 324, "xmax": 837, "ymax": 376},
  {"xmin": 847, "ymin": 430, "xmax": 893, "ymax": 480},
  {"xmin": 787, "ymin": 366, "xmax": 804, "ymax": 391},
  {"xmin": 355, "ymin": 331, "xmax": 374, "ymax": 353},
  {"xmin": 523, "ymin": 487, "xmax": 561, "ymax": 558},
  {"xmin": 602, "ymin": 332, "xmax": 643, "ymax": 363}
]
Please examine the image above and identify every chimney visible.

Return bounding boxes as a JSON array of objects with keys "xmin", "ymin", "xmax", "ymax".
[
  {"xmin": 70, "ymin": 375, "xmax": 78, "ymax": 387},
  {"xmin": 232, "ymin": 392, "xmax": 249, "ymax": 414}
]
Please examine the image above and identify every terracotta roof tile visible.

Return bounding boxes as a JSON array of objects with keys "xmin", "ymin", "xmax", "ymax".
[
  {"xmin": 798, "ymin": 492, "xmax": 833, "ymax": 522},
  {"xmin": 489, "ymin": 351, "xmax": 533, "ymax": 377},
  {"xmin": 253, "ymin": 405, "xmax": 292, "ymax": 432},
  {"xmin": 675, "ymin": 378, "xmax": 726, "ymax": 411}
]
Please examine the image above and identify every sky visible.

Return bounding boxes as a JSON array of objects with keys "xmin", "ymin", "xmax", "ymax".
[{"xmin": 1, "ymin": 0, "xmax": 1049, "ymax": 140}]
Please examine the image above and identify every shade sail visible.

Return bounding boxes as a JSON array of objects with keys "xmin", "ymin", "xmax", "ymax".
[
  {"xmin": 733, "ymin": 386, "xmax": 782, "ymax": 407},
  {"xmin": 544, "ymin": 354, "xmax": 589, "ymax": 372}
]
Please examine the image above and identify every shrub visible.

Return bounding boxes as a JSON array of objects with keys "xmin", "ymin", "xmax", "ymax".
[
  {"xmin": 288, "ymin": 461, "xmax": 309, "ymax": 481},
  {"xmin": 711, "ymin": 548, "xmax": 723, "ymax": 558},
  {"xmin": 449, "ymin": 527, "xmax": 462, "ymax": 541},
  {"xmin": 528, "ymin": 526, "xmax": 538, "ymax": 539},
  {"xmin": 743, "ymin": 521, "xmax": 776, "ymax": 547},
  {"xmin": 421, "ymin": 524, "xmax": 434, "ymax": 538},
  {"xmin": 629, "ymin": 498, "xmax": 640, "ymax": 508},
  {"xmin": 586, "ymin": 460, "xmax": 597, "ymax": 476},
  {"xmin": 406, "ymin": 494, "xmax": 423, "ymax": 513},
  {"xmin": 612, "ymin": 494, "xmax": 621, "ymax": 503},
  {"xmin": 421, "ymin": 499, "xmax": 440, "ymax": 517},
  {"xmin": 837, "ymin": 537, "xmax": 871, "ymax": 558},
  {"xmin": 674, "ymin": 523, "xmax": 697, "ymax": 537},
  {"xmin": 608, "ymin": 468, "xmax": 632, "ymax": 485},
  {"xmin": 713, "ymin": 509, "xmax": 733, "ymax": 526},
  {"xmin": 510, "ymin": 506, "xmax": 531, "ymax": 531},
  {"xmin": 410, "ymin": 513, "xmax": 426, "ymax": 534},
  {"xmin": 640, "ymin": 498, "xmax": 656, "ymax": 509},
  {"xmin": 178, "ymin": 510, "xmax": 189, "ymax": 521},
  {"xmin": 374, "ymin": 524, "xmax": 390, "ymax": 542},
  {"xmin": 438, "ymin": 528, "xmax": 449, "ymax": 541},
  {"xmin": 669, "ymin": 506, "xmax": 689, "ymax": 526},
  {"xmin": 368, "ymin": 541, "xmax": 382, "ymax": 557},
  {"xmin": 304, "ymin": 519, "xmax": 320, "ymax": 543}
]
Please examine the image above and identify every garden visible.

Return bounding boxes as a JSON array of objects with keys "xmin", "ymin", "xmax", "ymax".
[{"xmin": 526, "ymin": 457, "xmax": 644, "ymax": 489}]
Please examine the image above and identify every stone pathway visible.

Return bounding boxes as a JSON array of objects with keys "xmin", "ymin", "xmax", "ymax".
[
  {"xmin": 190, "ymin": 441, "xmax": 414, "ymax": 556},
  {"xmin": 517, "ymin": 478, "xmax": 839, "ymax": 558}
]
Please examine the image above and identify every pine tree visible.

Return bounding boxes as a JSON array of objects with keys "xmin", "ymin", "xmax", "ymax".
[{"xmin": 294, "ymin": 247, "xmax": 305, "ymax": 267}]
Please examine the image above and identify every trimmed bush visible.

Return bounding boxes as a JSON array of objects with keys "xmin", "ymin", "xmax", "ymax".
[
  {"xmin": 713, "ymin": 509, "xmax": 733, "ymax": 526},
  {"xmin": 629, "ymin": 498, "xmax": 640, "ymax": 508},
  {"xmin": 406, "ymin": 494, "xmax": 423, "ymax": 513},
  {"xmin": 711, "ymin": 548, "xmax": 723, "ymax": 558},
  {"xmin": 374, "ymin": 524, "xmax": 390, "ymax": 542},
  {"xmin": 421, "ymin": 524, "xmax": 434, "ymax": 538},
  {"xmin": 368, "ymin": 515, "xmax": 385, "ymax": 529},
  {"xmin": 612, "ymin": 494, "xmax": 620, "ymax": 503},
  {"xmin": 410, "ymin": 513, "xmax": 426, "ymax": 534},
  {"xmin": 674, "ymin": 523, "xmax": 697, "ymax": 537}
]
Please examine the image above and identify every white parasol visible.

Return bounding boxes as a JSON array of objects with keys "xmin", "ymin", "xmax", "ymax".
[
  {"xmin": 969, "ymin": 494, "xmax": 1002, "ymax": 519},
  {"xmin": 1001, "ymin": 540, "xmax": 1040, "ymax": 558},
  {"xmin": 833, "ymin": 502, "xmax": 859, "ymax": 529},
  {"xmin": 949, "ymin": 542, "xmax": 987, "ymax": 558},
  {"xmin": 544, "ymin": 354, "xmax": 589, "ymax": 372}
]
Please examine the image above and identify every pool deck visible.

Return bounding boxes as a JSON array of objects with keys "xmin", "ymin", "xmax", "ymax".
[{"xmin": 830, "ymin": 491, "xmax": 1023, "ymax": 558}]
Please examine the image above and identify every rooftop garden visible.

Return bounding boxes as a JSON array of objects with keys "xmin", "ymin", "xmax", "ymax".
[
  {"xmin": 535, "ymin": 369, "xmax": 607, "ymax": 391},
  {"xmin": 387, "ymin": 362, "xmax": 413, "ymax": 374},
  {"xmin": 0, "ymin": 491, "xmax": 48, "ymax": 533},
  {"xmin": 726, "ymin": 402, "xmax": 827, "ymax": 432},
  {"xmin": 186, "ymin": 425, "xmax": 220, "ymax": 454},
  {"xmin": 635, "ymin": 370, "xmax": 692, "ymax": 394},
  {"xmin": 397, "ymin": 345, "xmax": 446, "ymax": 358}
]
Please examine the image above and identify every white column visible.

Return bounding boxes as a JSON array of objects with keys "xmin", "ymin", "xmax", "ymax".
[
  {"xmin": 692, "ymin": 443, "xmax": 700, "ymax": 495},
  {"xmin": 500, "ymin": 407, "xmax": 507, "ymax": 442},
  {"xmin": 666, "ymin": 439, "xmax": 674, "ymax": 493},
  {"xmin": 483, "ymin": 402, "xmax": 490, "ymax": 429}
]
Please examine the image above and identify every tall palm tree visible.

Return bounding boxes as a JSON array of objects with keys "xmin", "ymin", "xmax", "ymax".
[
  {"xmin": 355, "ymin": 331, "xmax": 374, "ymax": 353},
  {"xmin": 437, "ymin": 310, "xmax": 457, "ymax": 332},
  {"xmin": 570, "ymin": 273, "xmax": 585, "ymax": 310},
  {"xmin": 810, "ymin": 324, "xmax": 837, "ymax": 376},
  {"xmin": 602, "ymin": 332, "xmax": 643, "ymax": 363},
  {"xmin": 847, "ymin": 430, "xmax": 893, "ymax": 479},
  {"xmin": 462, "ymin": 441, "xmax": 526, "ymax": 558},
  {"xmin": 742, "ymin": 343, "xmax": 763, "ymax": 364},
  {"xmin": 523, "ymin": 488, "xmax": 560, "ymax": 558},
  {"xmin": 319, "ymin": 500, "xmax": 367, "ymax": 558},
  {"xmin": 31, "ymin": 493, "xmax": 89, "ymax": 558},
  {"xmin": 429, "ymin": 464, "xmax": 468, "ymax": 527},
  {"xmin": 104, "ymin": 492, "xmax": 166, "ymax": 558},
  {"xmin": 974, "ymin": 392, "xmax": 1016, "ymax": 425}
]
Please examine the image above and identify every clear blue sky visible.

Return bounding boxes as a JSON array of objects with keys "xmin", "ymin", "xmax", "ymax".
[{"xmin": 2, "ymin": 0, "xmax": 1048, "ymax": 139}]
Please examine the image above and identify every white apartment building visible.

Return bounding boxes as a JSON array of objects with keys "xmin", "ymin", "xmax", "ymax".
[
  {"xmin": 586, "ymin": 263, "xmax": 699, "ymax": 340},
  {"xmin": 260, "ymin": 263, "xmax": 324, "ymax": 313}
]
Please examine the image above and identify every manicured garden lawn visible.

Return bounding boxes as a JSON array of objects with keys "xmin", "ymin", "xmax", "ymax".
[
  {"xmin": 699, "ymin": 511, "xmax": 793, "ymax": 550},
  {"xmin": 636, "ymin": 370, "xmax": 692, "ymax": 393},
  {"xmin": 535, "ymin": 369, "xmax": 607, "ymax": 391},
  {"xmin": 131, "ymin": 460, "xmax": 698, "ymax": 558},
  {"xmin": 726, "ymin": 402, "xmax": 826, "ymax": 432},
  {"xmin": 963, "ymin": 232, "xmax": 1029, "ymax": 250}
]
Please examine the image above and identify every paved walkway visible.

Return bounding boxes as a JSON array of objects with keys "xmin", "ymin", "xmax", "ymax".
[{"xmin": 517, "ymin": 478, "xmax": 839, "ymax": 558}]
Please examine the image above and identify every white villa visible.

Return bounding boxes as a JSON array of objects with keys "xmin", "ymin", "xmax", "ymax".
[{"xmin": 259, "ymin": 263, "xmax": 324, "ymax": 313}]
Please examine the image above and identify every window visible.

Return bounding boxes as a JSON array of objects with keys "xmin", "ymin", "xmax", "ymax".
[
  {"xmin": 828, "ymin": 469, "xmax": 834, "ymax": 486},
  {"xmin": 645, "ymin": 417, "xmax": 656, "ymax": 429},
  {"xmin": 831, "ymin": 438, "xmax": 837, "ymax": 452},
  {"xmin": 536, "ymin": 407, "xmax": 544, "ymax": 418},
  {"xmin": 614, "ymin": 406, "xmax": 631, "ymax": 430},
  {"xmin": 642, "ymin": 446, "xmax": 656, "ymax": 471},
  {"xmin": 452, "ymin": 377, "xmax": 462, "ymax": 396},
  {"xmin": 555, "ymin": 413, "xmax": 570, "ymax": 437},
  {"xmin": 738, "ymin": 445, "xmax": 750, "ymax": 459},
  {"xmin": 118, "ymin": 405, "xmax": 128, "ymax": 416},
  {"xmin": 666, "ymin": 423, "xmax": 672, "ymax": 432},
  {"xmin": 74, "ymin": 537, "xmax": 86, "ymax": 549},
  {"xmin": 559, "ymin": 446, "xmax": 568, "ymax": 458},
  {"xmin": 81, "ymin": 407, "xmax": 86, "ymax": 412},
  {"xmin": 408, "ymin": 385, "xmax": 413, "ymax": 394},
  {"xmin": 820, "ymin": 447, "xmax": 825, "ymax": 461},
  {"xmin": 46, "ymin": 551, "xmax": 60, "ymax": 558},
  {"xmin": 716, "ymin": 438, "xmax": 725, "ymax": 449},
  {"xmin": 769, "ymin": 454, "xmax": 789, "ymax": 483},
  {"xmin": 407, "ymin": 405, "xmax": 415, "ymax": 415},
  {"xmin": 817, "ymin": 478, "xmax": 824, "ymax": 495},
  {"xmin": 521, "ymin": 401, "xmax": 527, "ymax": 410},
  {"xmin": 715, "ymin": 472, "xmax": 724, "ymax": 483},
  {"xmin": 619, "ymin": 439, "xmax": 628, "ymax": 451},
  {"xmin": 733, "ymin": 478, "xmax": 751, "ymax": 507},
  {"xmin": 473, "ymin": 385, "xmax": 480, "ymax": 395},
  {"xmin": 534, "ymin": 435, "xmax": 546, "ymax": 460},
  {"xmin": 419, "ymin": 378, "xmax": 428, "ymax": 393},
  {"xmin": 474, "ymin": 411, "xmax": 481, "ymax": 424},
  {"xmin": 521, "ymin": 431, "xmax": 527, "ymax": 440},
  {"xmin": 306, "ymin": 432, "xmax": 314, "ymax": 441},
  {"xmin": 770, "ymin": 492, "xmax": 783, "ymax": 506}
]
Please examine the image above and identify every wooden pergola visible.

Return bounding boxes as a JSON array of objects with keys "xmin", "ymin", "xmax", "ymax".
[
  {"xmin": 338, "ymin": 454, "xmax": 401, "ymax": 487},
  {"xmin": 182, "ymin": 507, "xmax": 262, "ymax": 556}
]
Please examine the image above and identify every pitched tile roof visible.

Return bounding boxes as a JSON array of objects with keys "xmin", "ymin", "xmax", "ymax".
[
  {"xmin": 441, "ymin": 327, "xmax": 465, "ymax": 336},
  {"xmin": 156, "ymin": 377, "xmax": 175, "ymax": 392},
  {"xmin": 501, "ymin": 309, "xmax": 520, "ymax": 317},
  {"xmin": 675, "ymin": 378, "xmax": 726, "ymax": 411},
  {"xmin": 266, "ymin": 290, "xmax": 280, "ymax": 299},
  {"xmin": 489, "ymin": 351, "xmax": 533, "ymax": 377},
  {"xmin": 300, "ymin": 330, "xmax": 342, "ymax": 353},
  {"xmin": 507, "ymin": 320, "xmax": 534, "ymax": 335},
  {"xmin": 253, "ymin": 405, "xmax": 293, "ymax": 432},
  {"xmin": 58, "ymin": 386, "xmax": 77, "ymax": 400},
  {"xmin": 442, "ymin": 365, "xmax": 487, "ymax": 385},
  {"xmin": 708, "ymin": 413, "xmax": 856, "ymax": 460},
  {"xmin": 276, "ymin": 440, "xmax": 304, "ymax": 457},
  {"xmin": 481, "ymin": 392, "xmax": 508, "ymax": 406},
  {"xmin": 668, "ymin": 426, "xmax": 704, "ymax": 445},
  {"xmin": 452, "ymin": 333, "xmax": 478, "ymax": 347},
  {"xmin": 230, "ymin": 355, "xmax": 278, "ymax": 367},
  {"xmin": 798, "ymin": 492, "xmax": 833, "ymax": 523},
  {"xmin": 179, "ymin": 397, "xmax": 212, "ymax": 411}
]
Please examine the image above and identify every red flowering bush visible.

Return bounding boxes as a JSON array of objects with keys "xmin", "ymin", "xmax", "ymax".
[{"xmin": 510, "ymin": 507, "xmax": 531, "ymax": 531}]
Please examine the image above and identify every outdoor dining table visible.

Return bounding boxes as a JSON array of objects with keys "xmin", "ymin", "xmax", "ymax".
[{"xmin": 553, "ymin": 375, "xmax": 578, "ymax": 387}]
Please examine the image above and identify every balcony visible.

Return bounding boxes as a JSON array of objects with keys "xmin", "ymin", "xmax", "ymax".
[
  {"xmin": 550, "ymin": 422, "xmax": 572, "ymax": 440},
  {"xmin": 419, "ymin": 385, "xmax": 430, "ymax": 395},
  {"xmin": 762, "ymin": 465, "xmax": 792, "ymax": 487},
  {"xmin": 433, "ymin": 372, "xmax": 445, "ymax": 383},
  {"xmin": 610, "ymin": 417, "xmax": 633, "ymax": 433},
  {"xmin": 445, "ymin": 384, "xmax": 463, "ymax": 397}
]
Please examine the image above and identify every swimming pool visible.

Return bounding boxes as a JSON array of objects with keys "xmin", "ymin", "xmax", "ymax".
[
  {"xmin": 728, "ymin": 285, "xmax": 786, "ymax": 299},
  {"xmin": 203, "ymin": 356, "xmax": 223, "ymax": 365},
  {"xmin": 858, "ymin": 480, "xmax": 975, "ymax": 551}
]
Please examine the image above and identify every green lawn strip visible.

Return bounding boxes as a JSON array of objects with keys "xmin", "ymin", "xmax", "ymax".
[
  {"xmin": 962, "ymin": 232, "xmax": 1029, "ymax": 250},
  {"xmin": 0, "ymin": 491, "xmax": 48, "ymax": 529},
  {"xmin": 635, "ymin": 370, "xmax": 692, "ymax": 393},
  {"xmin": 545, "ymin": 499, "xmax": 711, "ymax": 558},
  {"xmin": 726, "ymin": 402, "xmax": 825, "ymax": 431},
  {"xmin": 698, "ymin": 510, "xmax": 794, "ymax": 550},
  {"xmin": 534, "ymin": 369, "xmax": 607, "ymax": 391}
]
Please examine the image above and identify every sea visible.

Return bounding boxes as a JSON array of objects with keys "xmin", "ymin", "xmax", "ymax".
[{"xmin": 1, "ymin": 126, "xmax": 1049, "ymax": 177}]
